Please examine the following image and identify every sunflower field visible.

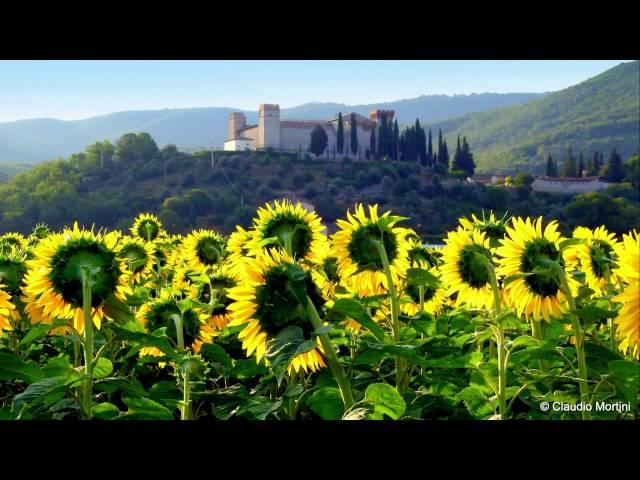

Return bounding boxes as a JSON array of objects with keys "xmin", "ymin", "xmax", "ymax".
[{"xmin": 0, "ymin": 200, "xmax": 638, "ymax": 420}]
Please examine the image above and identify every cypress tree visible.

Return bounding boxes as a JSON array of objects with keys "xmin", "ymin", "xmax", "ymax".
[
  {"xmin": 350, "ymin": 113, "xmax": 358, "ymax": 157},
  {"xmin": 461, "ymin": 136, "xmax": 475, "ymax": 176},
  {"xmin": 604, "ymin": 148, "xmax": 625, "ymax": 182},
  {"xmin": 427, "ymin": 128, "xmax": 433, "ymax": 167},
  {"xmin": 378, "ymin": 116, "xmax": 387, "ymax": 158},
  {"xmin": 563, "ymin": 147, "xmax": 577, "ymax": 177},
  {"xmin": 578, "ymin": 151, "xmax": 584, "ymax": 177},
  {"xmin": 370, "ymin": 127, "xmax": 376, "ymax": 160},
  {"xmin": 546, "ymin": 154, "xmax": 557, "ymax": 176},
  {"xmin": 437, "ymin": 129, "xmax": 443, "ymax": 166},
  {"xmin": 453, "ymin": 135, "xmax": 462, "ymax": 171},
  {"xmin": 440, "ymin": 139, "xmax": 449, "ymax": 170},
  {"xmin": 336, "ymin": 112, "xmax": 344, "ymax": 154},
  {"xmin": 393, "ymin": 120, "xmax": 399, "ymax": 161}
]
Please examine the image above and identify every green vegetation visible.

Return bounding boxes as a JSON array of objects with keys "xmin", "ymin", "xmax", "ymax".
[
  {"xmin": 433, "ymin": 61, "xmax": 640, "ymax": 174},
  {"xmin": 1, "ymin": 133, "xmax": 638, "ymax": 241}
]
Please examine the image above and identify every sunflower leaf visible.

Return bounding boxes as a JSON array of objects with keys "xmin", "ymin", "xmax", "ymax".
[
  {"xmin": 559, "ymin": 238, "xmax": 585, "ymax": 250},
  {"xmin": 308, "ymin": 387, "xmax": 344, "ymax": 420},
  {"xmin": 405, "ymin": 268, "xmax": 440, "ymax": 288},
  {"xmin": 331, "ymin": 298, "xmax": 387, "ymax": 342},
  {"xmin": 363, "ymin": 383, "xmax": 406, "ymax": 420},
  {"xmin": 571, "ymin": 306, "xmax": 618, "ymax": 322},
  {"xmin": 0, "ymin": 352, "xmax": 44, "ymax": 383}
]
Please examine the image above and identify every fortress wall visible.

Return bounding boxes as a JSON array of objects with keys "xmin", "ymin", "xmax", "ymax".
[
  {"xmin": 240, "ymin": 126, "xmax": 258, "ymax": 142},
  {"xmin": 280, "ymin": 124, "xmax": 374, "ymax": 159}
]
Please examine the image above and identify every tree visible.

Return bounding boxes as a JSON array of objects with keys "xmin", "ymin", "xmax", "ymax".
[
  {"xmin": 460, "ymin": 137, "xmax": 476, "ymax": 176},
  {"xmin": 336, "ymin": 113, "xmax": 344, "ymax": 154},
  {"xmin": 436, "ymin": 129, "xmax": 443, "ymax": 166},
  {"xmin": 578, "ymin": 152, "xmax": 584, "ymax": 177},
  {"xmin": 415, "ymin": 119, "xmax": 426, "ymax": 166},
  {"xmin": 625, "ymin": 155, "xmax": 640, "ymax": 189},
  {"xmin": 393, "ymin": 120, "xmax": 400, "ymax": 161},
  {"xmin": 350, "ymin": 113, "xmax": 358, "ymax": 157},
  {"xmin": 546, "ymin": 154, "xmax": 558, "ymax": 176},
  {"xmin": 309, "ymin": 125, "xmax": 328, "ymax": 157},
  {"xmin": 453, "ymin": 135, "xmax": 462, "ymax": 171},
  {"xmin": 115, "ymin": 132, "xmax": 159, "ymax": 163},
  {"xmin": 562, "ymin": 147, "xmax": 577, "ymax": 177},
  {"xmin": 377, "ymin": 116, "xmax": 387, "ymax": 158},
  {"xmin": 426, "ymin": 129, "xmax": 433, "ymax": 167},
  {"xmin": 370, "ymin": 128, "xmax": 376, "ymax": 160},
  {"xmin": 439, "ymin": 137, "xmax": 449, "ymax": 171},
  {"xmin": 603, "ymin": 148, "xmax": 625, "ymax": 183}
]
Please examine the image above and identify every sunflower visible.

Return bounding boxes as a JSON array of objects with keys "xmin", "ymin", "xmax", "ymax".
[
  {"xmin": 459, "ymin": 211, "xmax": 510, "ymax": 249},
  {"xmin": 612, "ymin": 230, "xmax": 639, "ymax": 359},
  {"xmin": 310, "ymin": 245, "xmax": 342, "ymax": 300},
  {"xmin": 171, "ymin": 263, "xmax": 200, "ymax": 299},
  {"xmin": 440, "ymin": 227, "xmax": 495, "ymax": 310},
  {"xmin": 400, "ymin": 266, "xmax": 448, "ymax": 317},
  {"xmin": 117, "ymin": 236, "xmax": 156, "ymax": 284},
  {"xmin": 181, "ymin": 229, "xmax": 227, "ymax": 272},
  {"xmin": 193, "ymin": 263, "xmax": 239, "ymax": 330},
  {"xmin": 0, "ymin": 249, "xmax": 27, "ymax": 297},
  {"xmin": 131, "ymin": 213, "xmax": 165, "ymax": 242},
  {"xmin": 226, "ymin": 225, "xmax": 253, "ymax": 276},
  {"xmin": 404, "ymin": 230, "xmax": 439, "ymax": 269},
  {"xmin": 331, "ymin": 203, "xmax": 411, "ymax": 296},
  {"xmin": 245, "ymin": 199, "xmax": 328, "ymax": 263},
  {"xmin": 29, "ymin": 223, "xmax": 52, "ymax": 245},
  {"xmin": 227, "ymin": 248, "xmax": 326, "ymax": 375},
  {"xmin": 495, "ymin": 217, "xmax": 568, "ymax": 322},
  {"xmin": 136, "ymin": 289, "xmax": 214, "ymax": 356},
  {"xmin": 0, "ymin": 232, "xmax": 28, "ymax": 252},
  {"xmin": 565, "ymin": 226, "xmax": 620, "ymax": 295},
  {"xmin": 0, "ymin": 286, "xmax": 16, "ymax": 336},
  {"xmin": 23, "ymin": 223, "xmax": 131, "ymax": 333}
]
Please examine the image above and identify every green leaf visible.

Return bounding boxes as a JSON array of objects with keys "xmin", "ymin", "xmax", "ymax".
[
  {"xmin": 456, "ymin": 386, "xmax": 494, "ymax": 419},
  {"xmin": 0, "ymin": 352, "xmax": 44, "ymax": 383},
  {"xmin": 509, "ymin": 335, "xmax": 539, "ymax": 350},
  {"xmin": 199, "ymin": 343, "xmax": 233, "ymax": 369},
  {"xmin": 331, "ymin": 298, "xmax": 387, "ymax": 342},
  {"xmin": 106, "ymin": 323, "xmax": 175, "ymax": 355},
  {"xmin": 264, "ymin": 326, "xmax": 307, "ymax": 374},
  {"xmin": 243, "ymin": 398, "xmax": 283, "ymax": 420},
  {"xmin": 12, "ymin": 377, "xmax": 71, "ymax": 411},
  {"xmin": 307, "ymin": 387, "xmax": 344, "ymax": 420},
  {"xmin": 364, "ymin": 383, "xmax": 406, "ymax": 420},
  {"xmin": 405, "ymin": 268, "xmax": 440, "ymax": 288},
  {"xmin": 92, "ymin": 402, "xmax": 121, "ymax": 420},
  {"xmin": 229, "ymin": 358, "xmax": 269, "ymax": 380},
  {"xmin": 93, "ymin": 357, "xmax": 113, "ymax": 378},
  {"xmin": 572, "ymin": 306, "xmax": 618, "ymax": 322},
  {"xmin": 103, "ymin": 294, "xmax": 135, "ymax": 323},
  {"xmin": 608, "ymin": 360, "xmax": 640, "ymax": 404},
  {"xmin": 559, "ymin": 238, "xmax": 584, "ymax": 250},
  {"xmin": 409, "ymin": 312, "xmax": 437, "ymax": 337},
  {"xmin": 17, "ymin": 324, "xmax": 50, "ymax": 347},
  {"xmin": 120, "ymin": 396, "xmax": 174, "ymax": 420}
]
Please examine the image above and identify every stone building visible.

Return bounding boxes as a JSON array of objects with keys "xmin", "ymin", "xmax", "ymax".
[
  {"xmin": 224, "ymin": 104, "xmax": 395, "ymax": 160},
  {"xmin": 531, "ymin": 176, "xmax": 610, "ymax": 194}
]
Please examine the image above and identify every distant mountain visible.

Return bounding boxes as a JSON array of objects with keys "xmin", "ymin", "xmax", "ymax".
[
  {"xmin": 0, "ymin": 93, "xmax": 547, "ymax": 164},
  {"xmin": 430, "ymin": 61, "xmax": 640, "ymax": 174}
]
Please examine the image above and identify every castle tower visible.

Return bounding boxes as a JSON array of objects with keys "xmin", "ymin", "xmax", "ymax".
[
  {"xmin": 228, "ymin": 112, "xmax": 246, "ymax": 140},
  {"xmin": 258, "ymin": 104, "xmax": 281, "ymax": 149}
]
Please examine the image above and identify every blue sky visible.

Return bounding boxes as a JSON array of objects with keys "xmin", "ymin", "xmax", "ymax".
[{"xmin": 0, "ymin": 60, "xmax": 629, "ymax": 123}]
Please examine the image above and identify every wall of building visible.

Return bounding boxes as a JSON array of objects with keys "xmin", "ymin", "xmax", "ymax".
[
  {"xmin": 532, "ymin": 178, "xmax": 610, "ymax": 194},
  {"xmin": 223, "ymin": 139, "xmax": 253, "ymax": 151}
]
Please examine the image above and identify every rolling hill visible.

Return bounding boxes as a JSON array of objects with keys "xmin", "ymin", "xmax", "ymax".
[
  {"xmin": 0, "ymin": 93, "xmax": 547, "ymax": 165},
  {"xmin": 431, "ymin": 60, "xmax": 640, "ymax": 174}
]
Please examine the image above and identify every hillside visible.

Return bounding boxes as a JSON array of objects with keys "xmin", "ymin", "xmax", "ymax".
[
  {"xmin": 0, "ymin": 147, "xmax": 638, "ymax": 241},
  {"xmin": 0, "ymin": 93, "xmax": 546, "ymax": 165},
  {"xmin": 431, "ymin": 61, "xmax": 640, "ymax": 174}
]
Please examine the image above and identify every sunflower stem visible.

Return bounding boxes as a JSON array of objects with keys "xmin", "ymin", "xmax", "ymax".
[
  {"xmin": 287, "ymin": 370, "xmax": 298, "ymax": 420},
  {"xmin": 306, "ymin": 296, "xmax": 354, "ymax": 411},
  {"xmin": 486, "ymin": 262, "xmax": 507, "ymax": 419},
  {"xmin": 558, "ymin": 269, "xmax": 591, "ymax": 420},
  {"xmin": 373, "ymin": 240, "xmax": 406, "ymax": 394},
  {"xmin": 418, "ymin": 285, "xmax": 425, "ymax": 312},
  {"xmin": 172, "ymin": 313, "xmax": 192, "ymax": 420},
  {"xmin": 80, "ymin": 269, "xmax": 94, "ymax": 420}
]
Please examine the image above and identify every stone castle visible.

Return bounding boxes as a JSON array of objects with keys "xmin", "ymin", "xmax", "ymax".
[{"xmin": 224, "ymin": 104, "xmax": 395, "ymax": 159}]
